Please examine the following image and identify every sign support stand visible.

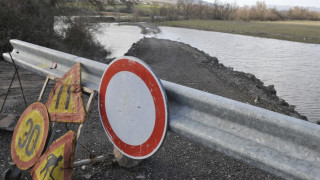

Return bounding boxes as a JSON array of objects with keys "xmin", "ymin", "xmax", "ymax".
[
  {"xmin": 5, "ymin": 75, "xmax": 98, "ymax": 180},
  {"xmin": 0, "ymin": 53, "xmax": 27, "ymax": 131},
  {"xmin": 75, "ymin": 87, "xmax": 96, "ymax": 152},
  {"xmin": 6, "ymin": 57, "xmax": 168, "ymax": 179},
  {"xmin": 0, "ymin": 52, "xmax": 27, "ymax": 113},
  {"xmin": 36, "ymin": 75, "xmax": 96, "ymax": 153}
]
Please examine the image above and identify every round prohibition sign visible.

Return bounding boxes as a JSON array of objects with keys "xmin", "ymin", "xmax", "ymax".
[
  {"xmin": 11, "ymin": 102, "xmax": 49, "ymax": 170},
  {"xmin": 99, "ymin": 56, "xmax": 168, "ymax": 159}
]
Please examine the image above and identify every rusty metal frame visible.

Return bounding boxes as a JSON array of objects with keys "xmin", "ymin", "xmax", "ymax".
[
  {"xmin": 4, "ymin": 75, "xmax": 98, "ymax": 179},
  {"xmin": 45, "ymin": 63, "xmax": 86, "ymax": 123},
  {"xmin": 0, "ymin": 52, "xmax": 27, "ymax": 114},
  {"xmin": 39, "ymin": 77, "xmax": 109, "ymax": 168},
  {"xmin": 36, "ymin": 73, "xmax": 112, "ymax": 169},
  {"xmin": 37, "ymin": 75, "xmax": 96, "ymax": 153}
]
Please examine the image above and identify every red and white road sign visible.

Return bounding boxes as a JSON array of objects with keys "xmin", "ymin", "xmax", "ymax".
[{"xmin": 99, "ymin": 56, "xmax": 168, "ymax": 159}]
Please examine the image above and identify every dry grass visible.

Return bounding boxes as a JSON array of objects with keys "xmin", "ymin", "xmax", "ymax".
[
  {"xmin": 158, "ymin": 20, "xmax": 320, "ymax": 44},
  {"xmin": 264, "ymin": 20, "xmax": 320, "ymax": 26}
]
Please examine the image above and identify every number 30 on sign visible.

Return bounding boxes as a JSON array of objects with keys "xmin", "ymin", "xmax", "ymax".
[{"xmin": 11, "ymin": 102, "xmax": 49, "ymax": 170}]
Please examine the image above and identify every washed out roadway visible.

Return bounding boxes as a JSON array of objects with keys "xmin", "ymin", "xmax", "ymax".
[{"xmin": 0, "ymin": 38, "xmax": 306, "ymax": 179}]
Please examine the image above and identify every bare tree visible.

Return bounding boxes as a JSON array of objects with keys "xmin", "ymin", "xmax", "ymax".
[
  {"xmin": 182, "ymin": 0, "xmax": 194, "ymax": 20},
  {"xmin": 0, "ymin": 0, "xmax": 109, "ymax": 61},
  {"xmin": 237, "ymin": 5, "xmax": 250, "ymax": 21},
  {"xmin": 120, "ymin": 0, "xmax": 139, "ymax": 11},
  {"xmin": 89, "ymin": 0, "xmax": 105, "ymax": 16},
  {"xmin": 249, "ymin": 1, "xmax": 267, "ymax": 20}
]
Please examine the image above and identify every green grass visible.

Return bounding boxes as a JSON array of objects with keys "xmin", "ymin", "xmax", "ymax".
[
  {"xmin": 62, "ymin": 2, "xmax": 95, "ymax": 9},
  {"xmin": 133, "ymin": 4, "xmax": 163, "ymax": 15},
  {"xmin": 135, "ymin": 4, "xmax": 153, "ymax": 11},
  {"xmin": 158, "ymin": 20, "xmax": 320, "ymax": 44}
]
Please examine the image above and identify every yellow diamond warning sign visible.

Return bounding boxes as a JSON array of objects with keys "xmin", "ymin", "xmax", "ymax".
[
  {"xmin": 31, "ymin": 130, "xmax": 75, "ymax": 180},
  {"xmin": 11, "ymin": 102, "xmax": 49, "ymax": 170},
  {"xmin": 46, "ymin": 63, "xmax": 86, "ymax": 123}
]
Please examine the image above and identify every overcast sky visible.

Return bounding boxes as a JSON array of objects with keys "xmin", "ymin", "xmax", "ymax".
[{"xmin": 203, "ymin": 0, "xmax": 320, "ymax": 8}]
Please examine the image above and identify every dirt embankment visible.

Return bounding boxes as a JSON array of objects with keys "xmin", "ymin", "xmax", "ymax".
[
  {"xmin": 0, "ymin": 58, "xmax": 281, "ymax": 179},
  {"xmin": 125, "ymin": 38, "xmax": 307, "ymax": 120},
  {"xmin": 120, "ymin": 22, "xmax": 161, "ymax": 34}
]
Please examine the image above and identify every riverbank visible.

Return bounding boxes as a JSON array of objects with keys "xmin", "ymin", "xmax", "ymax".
[
  {"xmin": 120, "ymin": 22, "xmax": 161, "ymax": 34},
  {"xmin": 126, "ymin": 38, "xmax": 307, "ymax": 120},
  {"xmin": 157, "ymin": 20, "xmax": 320, "ymax": 44}
]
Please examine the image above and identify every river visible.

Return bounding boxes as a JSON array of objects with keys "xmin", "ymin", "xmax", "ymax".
[{"xmin": 95, "ymin": 23, "xmax": 320, "ymax": 123}]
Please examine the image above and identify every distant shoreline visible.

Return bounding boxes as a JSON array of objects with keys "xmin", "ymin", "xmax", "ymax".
[{"xmin": 157, "ymin": 20, "xmax": 320, "ymax": 44}]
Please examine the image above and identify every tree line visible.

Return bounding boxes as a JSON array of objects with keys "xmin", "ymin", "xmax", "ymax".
[
  {"xmin": 0, "ymin": 0, "xmax": 108, "ymax": 61},
  {"xmin": 135, "ymin": 0, "xmax": 320, "ymax": 21}
]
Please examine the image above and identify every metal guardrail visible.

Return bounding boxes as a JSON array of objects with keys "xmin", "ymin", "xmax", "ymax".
[{"xmin": 3, "ymin": 39, "xmax": 320, "ymax": 179}]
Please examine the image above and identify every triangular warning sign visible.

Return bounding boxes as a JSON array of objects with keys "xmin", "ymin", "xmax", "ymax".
[
  {"xmin": 31, "ymin": 130, "xmax": 75, "ymax": 180},
  {"xmin": 46, "ymin": 63, "xmax": 86, "ymax": 123}
]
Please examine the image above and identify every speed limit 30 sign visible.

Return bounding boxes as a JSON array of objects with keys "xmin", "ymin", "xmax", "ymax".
[
  {"xmin": 99, "ymin": 57, "xmax": 168, "ymax": 159},
  {"xmin": 11, "ymin": 102, "xmax": 49, "ymax": 170}
]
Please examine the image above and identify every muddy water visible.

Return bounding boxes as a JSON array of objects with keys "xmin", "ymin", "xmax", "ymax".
[
  {"xmin": 94, "ymin": 23, "xmax": 143, "ymax": 58},
  {"xmin": 95, "ymin": 24, "xmax": 320, "ymax": 123}
]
